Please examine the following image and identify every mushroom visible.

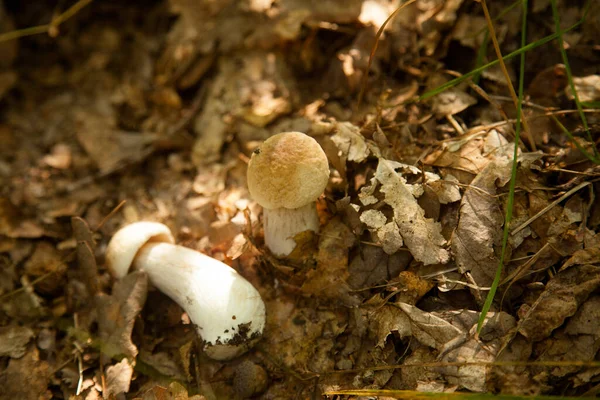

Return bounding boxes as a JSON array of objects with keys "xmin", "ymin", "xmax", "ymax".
[
  {"xmin": 247, "ymin": 131, "xmax": 329, "ymax": 257},
  {"xmin": 105, "ymin": 221, "xmax": 266, "ymax": 361}
]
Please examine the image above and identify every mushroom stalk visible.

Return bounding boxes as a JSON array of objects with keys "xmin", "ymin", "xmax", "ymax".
[
  {"xmin": 105, "ymin": 222, "xmax": 265, "ymax": 361},
  {"xmin": 263, "ymin": 203, "xmax": 319, "ymax": 257}
]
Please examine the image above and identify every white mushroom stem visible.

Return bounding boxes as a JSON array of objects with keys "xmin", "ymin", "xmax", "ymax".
[
  {"xmin": 263, "ymin": 203, "xmax": 319, "ymax": 257},
  {"xmin": 134, "ymin": 243, "xmax": 265, "ymax": 360},
  {"xmin": 105, "ymin": 222, "xmax": 265, "ymax": 361}
]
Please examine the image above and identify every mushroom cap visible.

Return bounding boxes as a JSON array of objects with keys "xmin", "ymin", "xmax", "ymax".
[
  {"xmin": 105, "ymin": 221, "xmax": 175, "ymax": 279},
  {"xmin": 247, "ymin": 131, "xmax": 329, "ymax": 210}
]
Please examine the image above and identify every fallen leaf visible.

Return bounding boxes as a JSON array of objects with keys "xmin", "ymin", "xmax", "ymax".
[
  {"xmin": 138, "ymin": 350, "xmax": 186, "ymax": 380},
  {"xmin": 374, "ymin": 158, "xmax": 449, "ymax": 265},
  {"xmin": 105, "ymin": 357, "xmax": 134, "ymax": 397},
  {"xmin": 42, "ymin": 143, "xmax": 72, "ymax": 169},
  {"xmin": 330, "ymin": 122, "xmax": 371, "ymax": 164},
  {"xmin": 136, "ymin": 381, "xmax": 206, "ymax": 400},
  {"xmin": 535, "ymin": 330, "xmax": 600, "ymax": 378},
  {"xmin": 424, "ymin": 130, "xmax": 512, "ymax": 177},
  {"xmin": 431, "ymin": 87, "xmax": 477, "ymax": 116},
  {"xmin": 0, "ymin": 347, "xmax": 51, "ymax": 400},
  {"xmin": 566, "ymin": 74, "xmax": 600, "ymax": 102},
  {"xmin": 0, "ymin": 325, "xmax": 34, "ymax": 358},
  {"xmin": 75, "ymin": 110, "xmax": 156, "ymax": 174},
  {"xmin": 24, "ymin": 241, "xmax": 66, "ymax": 294},
  {"xmin": 564, "ymin": 295, "xmax": 600, "ymax": 337},
  {"xmin": 518, "ymin": 265, "xmax": 600, "ymax": 342},
  {"xmin": 435, "ymin": 310, "xmax": 516, "ymax": 392},
  {"xmin": 96, "ymin": 271, "xmax": 148, "ymax": 359},
  {"xmin": 301, "ymin": 218, "xmax": 358, "ymax": 305},
  {"xmin": 452, "ymin": 158, "xmax": 512, "ymax": 288},
  {"xmin": 347, "ymin": 245, "xmax": 411, "ymax": 288}
]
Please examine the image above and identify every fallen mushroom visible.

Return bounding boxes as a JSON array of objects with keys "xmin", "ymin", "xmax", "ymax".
[
  {"xmin": 247, "ymin": 131, "xmax": 330, "ymax": 257},
  {"xmin": 105, "ymin": 221, "xmax": 266, "ymax": 361}
]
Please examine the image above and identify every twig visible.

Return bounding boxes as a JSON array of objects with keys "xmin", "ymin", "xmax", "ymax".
[
  {"xmin": 511, "ymin": 181, "xmax": 591, "ymax": 236},
  {"xmin": 0, "ymin": 0, "xmax": 93, "ymax": 43}
]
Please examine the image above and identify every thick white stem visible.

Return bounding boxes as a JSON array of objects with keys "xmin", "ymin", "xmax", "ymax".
[
  {"xmin": 263, "ymin": 202, "xmax": 319, "ymax": 257},
  {"xmin": 132, "ymin": 242, "xmax": 266, "ymax": 360}
]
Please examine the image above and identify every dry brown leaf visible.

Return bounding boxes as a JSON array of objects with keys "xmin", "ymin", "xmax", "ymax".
[
  {"xmin": 363, "ymin": 296, "xmax": 412, "ymax": 348},
  {"xmin": 0, "ymin": 325, "xmax": 34, "ymax": 358},
  {"xmin": 566, "ymin": 74, "xmax": 600, "ymax": 102},
  {"xmin": 192, "ymin": 52, "xmax": 295, "ymax": 166},
  {"xmin": 535, "ymin": 330, "xmax": 600, "ymax": 378},
  {"xmin": 105, "ymin": 357, "xmax": 134, "ymax": 397},
  {"xmin": 452, "ymin": 158, "xmax": 512, "ymax": 288},
  {"xmin": 138, "ymin": 350, "xmax": 186, "ymax": 380},
  {"xmin": 424, "ymin": 130, "xmax": 512, "ymax": 177},
  {"xmin": 2, "ymin": 278, "xmax": 47, "ymax": 321},
  {"xmin": 347, "ymin": 245, "xmax": 411, "ymax": 288},
  {"xmin": 96, "ymin": 271, "xmax": 148, "ymax": 359},
  {"xmin": 24, "ymin": 241, "xmax": 66, "ymax": 294},
  {"xmin": 301, "ymin": 218, "xmax": 357, "ymax": 305},
  {"xmin": 265, "ymin": 296, "xmax": 344, "ymax": 372},
  {"xmin": 435, "ymin": 310, "xmax": 516, "ymax": 392},
  {"xmin": 432, "ymin": 87, "xmax": 477, "ymax": 116},
  {"xmin": 0, "ymin": 347, "xmax": 51, "ymax": 400},
  {"xmin": 518, "ymin": 265, "xmax": 600, "ymax": 342},
  {"xmin": 136, "ymin": 381, "xmax": 206, "ymax": 400},
  {"xmin": 330, "ymin": 121, "xmax": 371, "ymax": 164},
  {"xmin": 75, "ymin": 110, "xmax": 156, "ymax": 174},
  {"xmin": 560, "ymin": 246, "xmax": 600, "ymax": 272},
  {"xmin": 374, "ymin": 159, "xmax": 449, "ymax": 265},
  {"xmin": 564, "ymin": 295, "xmax": 600, "ymax": 337},
  {"xmin": 0, "ymin": 197, "xmax": 45, "ymax": 239},
  {"xmin": 42, "ymin": 143, "xmax": 72, "ymax": 170}
]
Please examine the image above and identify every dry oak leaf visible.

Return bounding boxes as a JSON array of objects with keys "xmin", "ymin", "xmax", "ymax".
[
  {"xmin": 96, "ymin": 271, "xmax": 148, "ymax": 359},
  {"xmin": 363, "ymin": 296, "xmax": 462, "ymax": 350},
  {"xmin": 374, "ymin": 158, "xmax": 449, "ymax": 265}
]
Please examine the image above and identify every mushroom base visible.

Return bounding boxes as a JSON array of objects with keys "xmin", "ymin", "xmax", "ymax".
[{"xmin": 263, "ymin": 203, "xmax": 319, "ymax": 257}]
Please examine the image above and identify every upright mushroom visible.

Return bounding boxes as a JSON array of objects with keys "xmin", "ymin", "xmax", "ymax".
[
  {"xmin": 105, "ymin": 221, "xmax": 266, "ymax": 361},
  {"xmin": 247, "ymin": 131, "xmax": 329, "ymax": 257}
]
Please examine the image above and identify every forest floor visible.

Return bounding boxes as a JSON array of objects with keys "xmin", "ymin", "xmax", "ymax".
[{"xmin": 1, "ymin": 0, "xmax": 600, "ymax": 399}]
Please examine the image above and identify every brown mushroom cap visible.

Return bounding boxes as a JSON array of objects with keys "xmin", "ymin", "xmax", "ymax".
[{"xmin": 247, "ymin": 132, "xmax": 329, "ymax": 210}]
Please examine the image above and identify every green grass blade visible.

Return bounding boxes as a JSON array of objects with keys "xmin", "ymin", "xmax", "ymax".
[
  {"xmin": 418, "ymin": 12, "xmax": 586, "ymax": 102},
  {"xmin": 477, "ymin": 0, "xmax": 528, "ymax": 333}
]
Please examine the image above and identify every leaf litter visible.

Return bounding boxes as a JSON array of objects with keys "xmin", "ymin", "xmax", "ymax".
[{"xmin": 0, "ymin": 0, "xmax": 599, "ymax": 398}]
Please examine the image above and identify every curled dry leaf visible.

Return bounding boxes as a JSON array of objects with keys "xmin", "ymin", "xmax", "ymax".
[
  {"xmin": 452, "ymin": 158, "xmax": 512, "ymax": 288},
  {"xmin": 372, "ymin": 158, "xmax": 449, "ymax": 265},
  {"xmin": 424, "ymin": 130, "xmax": 512, "ymax": 178},
  {"xmin": 105, "ymin": 357, "xmax": 134, "ymax": 397},
  {"xmin": 518, "ymin": 264, "xmax": 600, "ymax": 342}
]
